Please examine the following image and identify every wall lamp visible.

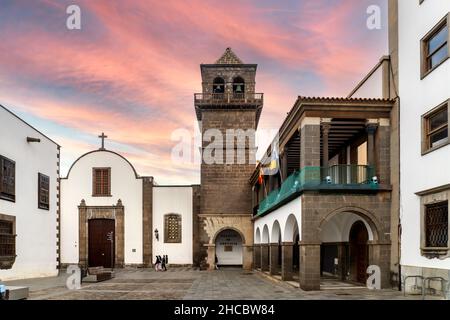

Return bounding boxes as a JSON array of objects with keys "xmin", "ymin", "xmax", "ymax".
[{"xmin": 27, "ymin": 137, "xmax": 41, "ymax": 143}]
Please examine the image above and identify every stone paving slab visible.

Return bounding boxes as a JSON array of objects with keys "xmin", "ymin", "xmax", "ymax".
[{"xmin": 3, "ymin": 267, "xmax": 442, "ymax": 300}]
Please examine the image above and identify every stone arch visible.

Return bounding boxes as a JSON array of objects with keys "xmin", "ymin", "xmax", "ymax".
[
  {"xmin": 214, "ymin": 228, "xmax": 244, "ymax": 266},
  {"xmin": 255, "ymin": 227, "xmax": 261, "ymax": 244},
  {"xmin": 318, "ymin": 206, "xmax": 383, "ymax": 242},
  {"xmin": 262, "ymin": 224, "xmax": 270, "ymax": 244},
  {"xmin": 283, "ymin": 214, "xmax": 299, "ymax": 242},
  {"xmin": 212, "ymin": 226, "xmax": 246, "ymax": 245},
  {"xmin": 271, "ymin": 220, "xmax": 281, "ymax": 244}
]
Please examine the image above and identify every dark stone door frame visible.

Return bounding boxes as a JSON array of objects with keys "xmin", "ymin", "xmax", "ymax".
[{"xmin": 78, "ymin": 199, "xmax": 124, "ymax": 267}]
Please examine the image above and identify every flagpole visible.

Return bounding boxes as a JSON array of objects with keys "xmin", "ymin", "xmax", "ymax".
[{"xmin": 263, "ymin": 176, "xmax": 268, "ymax": 197}]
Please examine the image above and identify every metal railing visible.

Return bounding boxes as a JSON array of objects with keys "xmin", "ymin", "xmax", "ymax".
[
  {"xmin": 256, "ymin": 165, "xmax": 376, "ymax": 217},
  {"xmin": 194, "ymin": 92, "xmax": 263, "ymax": 104},
  {"xmin": 322, "ymin": 165, "xmax": 374, "ymax": 185},
  {"xmin": 402, "ymin": 275, "xmax": 449, "ymax": 299}
]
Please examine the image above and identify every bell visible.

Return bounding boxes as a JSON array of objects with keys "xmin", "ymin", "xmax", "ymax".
[{"xmin": 235, "ymin": 85, "xmax": 242, "ymax": 92}]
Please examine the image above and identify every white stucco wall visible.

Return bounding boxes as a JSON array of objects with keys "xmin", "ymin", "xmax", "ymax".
[
  {"xmin": 349, "ymin": 64, "xmax": 384, "ymax": 99},
  {"xmin": 60, "ymin": 150, "xmax": 143, "ymax": 265},
  {"xmin": 320, "ymin": 212, "xmax": 374, "ymax": 243},
  {"xmin": 0, "ymin": 106, "xmax": 58, "ymax": 280},
  {"xmin": 152, "ymin": 186, "xmax": 193, "ymax": 265},
  {"xmin": 254, "ymin": 196, "xmax": 302, "ymax": 244},
  {"xmin": 398, "ymin": 0, "xmax": 450, "ymax": 270}
]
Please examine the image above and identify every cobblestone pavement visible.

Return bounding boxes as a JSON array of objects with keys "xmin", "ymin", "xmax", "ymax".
[{"xmin": 3, "ymin": 268, "xmax": 436, "ymax": 300}]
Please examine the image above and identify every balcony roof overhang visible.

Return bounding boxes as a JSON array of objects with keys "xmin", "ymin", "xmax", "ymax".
[
  {"xmin": 279, "ymin": 96, "xmax": 394, "ymax": 146},
  {"xmin": 249, "ymin": 96, "xmax": 395, "ymax": 182}
]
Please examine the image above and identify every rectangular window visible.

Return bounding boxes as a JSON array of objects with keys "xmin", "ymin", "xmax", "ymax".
[
  {"xmin": 164, "ymin": 214, "xmax": 182, "ymax": 243},
  {"xmin": 0, "ymin": 155, "xmax": 15, "ymax": 202},
  {"xmin": 421, "ymin": 14, "xmax": 449, "ymax": 78},
  {"xmin": 92, "ymin": 168, "xmax": 111, "ymax": 196},
  {"xmin": 0, "ymin": 214, "xmax": 16, "ymax": 270},
  {"xmin": 425, "ymin": 201, "xmax": 448, "ymax": 248},
  {"xmin": 422, "ymin": 101, "xmax": 449, "ymax": 153},
  {"xmin": 38, "ymin": 173, "xmax": 50, "ymax": 210}
]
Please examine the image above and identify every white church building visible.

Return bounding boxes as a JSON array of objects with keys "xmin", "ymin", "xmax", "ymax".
[
  {"xmin": 0, "ymin": 104, "xmax": 59, "ymax": 281},
  {"xmin": 60, "ymin": 139, "xmax": 196, "ymax": 268}
]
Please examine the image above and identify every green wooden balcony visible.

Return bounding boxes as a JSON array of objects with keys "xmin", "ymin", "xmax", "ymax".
[{"xmin": 256, "ymin": 165, "xmax": 378, "ymax": 217}]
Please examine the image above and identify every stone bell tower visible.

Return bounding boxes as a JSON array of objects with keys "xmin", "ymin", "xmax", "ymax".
[{"xmin": 193, "ymin": 48, "xmax": 263, "ymax": 270}]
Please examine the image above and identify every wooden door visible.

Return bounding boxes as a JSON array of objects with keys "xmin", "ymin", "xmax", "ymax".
[
  {"xmin": 88, "ymin": 219, "xmax": 115, "ymax": 268},
  {"xmin": 349, "ymin": 221, "xmax": 368, "ymax": 283}
]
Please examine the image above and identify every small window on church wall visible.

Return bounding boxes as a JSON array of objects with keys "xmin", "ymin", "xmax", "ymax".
[
  {"xmin": 0, "ymin": 215, "xmax": 16, "ymax": 270},
  {"xmin": 92, "ymin": 168, "xmax": 111, "ymax": 197},
  {"xmin": 38, "ymin": 173, "xmax": 50, "ymax": 210},
  {"xmin": 0, "ymin": 155, "xmax": 15, "ymax": 202},
  {"xmin": 164, "ymin": 214, "xmax": 182, "ymax": 243}
]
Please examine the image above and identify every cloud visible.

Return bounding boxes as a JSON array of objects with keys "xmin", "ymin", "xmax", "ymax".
[{"xmin": 0, "ymin": 0, "xmax": 387, "ymax": 184}]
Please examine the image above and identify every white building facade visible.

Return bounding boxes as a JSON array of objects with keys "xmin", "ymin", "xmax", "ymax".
[
  {"xmin": 0, "ymin": 105, "xmax": 59, "ymax": 280},
  {"xmin": 60, "ymin": 147, "xmax": 196, "ymax": 269},
  {"xmin": 395, "ymin": 0, "xmax": 450, "ymax": 291},
  {"xmin": 152, "ymin": 186, "xmax": 193, "ymax": 265}
]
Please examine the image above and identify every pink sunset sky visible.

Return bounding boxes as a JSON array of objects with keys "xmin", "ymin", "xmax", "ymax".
[{"xmin": 0, "ymin": 0, "xmax": 388, "ymax": 184}]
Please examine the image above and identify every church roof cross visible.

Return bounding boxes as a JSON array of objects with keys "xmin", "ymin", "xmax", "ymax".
[{"xmin": 98, "ymin": 132, "xmax": 108, "ymax": 150}]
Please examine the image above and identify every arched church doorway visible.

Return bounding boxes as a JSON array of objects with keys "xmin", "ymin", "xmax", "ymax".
[
  {"xmin": 349, "ymin": 221, "xmax": 369, "ymax": 284},
  {"xmin": 88, "ymin": 219, "xmax": 115, "ymax": 268},
  {"xmin": 215, "ymin": 229, "xmax": 243, "ymax": 267}
]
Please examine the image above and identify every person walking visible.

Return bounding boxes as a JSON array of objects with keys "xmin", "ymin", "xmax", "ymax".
[
  {"xmin": 215, "ymin": 254, "xmax": 219, "ymax": 270},
  {"xmin": 161, "ymin": 255, "xmax": 167, "ymax": 271},
  {"xmin": 154, "ymin": 255, "xmax": 161, "ymax": 271}
]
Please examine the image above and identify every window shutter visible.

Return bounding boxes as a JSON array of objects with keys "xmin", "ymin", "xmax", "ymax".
[
  {"xmin": 93, "ymin": 168, "xmax": 111, "ymax": 196},
  {"xmin": 0, "ymin": 156, "xmax": 15, "ymax": 201},
  {"xmin": 38, "ymin": 173, "xmax": 50, "ymax": 210}
]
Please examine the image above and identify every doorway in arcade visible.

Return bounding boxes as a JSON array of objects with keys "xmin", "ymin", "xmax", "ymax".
[{"xmin": 215, "ymin": 229, "xmax": 243, "ymax": 267}]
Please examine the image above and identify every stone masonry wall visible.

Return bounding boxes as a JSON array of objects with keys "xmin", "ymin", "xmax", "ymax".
[
  {"xmin": 200, "ymin": 110, "xmax": 256, "ymax": 215},
  {"xmin": 142, "ymin": 177, "xmax": 153, "ymax": 267},
  {"xmin": 301, "ymin": 191, "xmax": 392, "ymax": 288}
]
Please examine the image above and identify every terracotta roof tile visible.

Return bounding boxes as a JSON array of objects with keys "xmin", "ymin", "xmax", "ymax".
[{"xmin": 297, "ymin": 96, "xmax": 395, "ymax": 103}]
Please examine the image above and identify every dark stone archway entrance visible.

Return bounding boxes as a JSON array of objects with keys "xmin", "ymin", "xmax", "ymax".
[{"xmin": 349, "ymin": 221, "xmax": 369, "ymax": 284}]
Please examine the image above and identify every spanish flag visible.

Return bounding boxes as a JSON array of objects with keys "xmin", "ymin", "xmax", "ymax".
[{"xmin": 257, "ymin": 167, "xmax": 264, "ymax": 185}]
